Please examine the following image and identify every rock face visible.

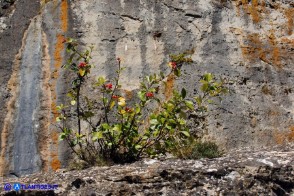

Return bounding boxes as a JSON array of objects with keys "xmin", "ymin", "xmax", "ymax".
[
  {"xmin": 0, "ymin": 0, "xmax": 293, "ymax": 176},
  {"xmin": 1, "ymin": 144, "xmax": 294, "ymax": 195}
]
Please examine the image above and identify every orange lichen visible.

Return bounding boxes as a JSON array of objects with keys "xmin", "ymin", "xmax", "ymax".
[
  {"xmin": 240, "ymin": 31, "xmax": 286, "ymax": 68},
  {"xmin": 288, "ymin": 126, "xmax": 294, "ymax": 141},
  {"xmin": 50, "ymin": 158, "xmax": 61, "ymax": 171},
  {"xmin": 49, "ymin": 0, "xmax": 68, "ymax": 172},
  {"xmin": 274, "ymin": 131, "xmax": 285, "ymax": 145},
  {"xmin": 53, "ymin": 34, "xmax": 64, "ymax": 69},
  {"xmin": 123, "ymin": 89, "xmax": 133, "ymax": 100},
  {"xmin": 164, "ymin": 74, "xmax": 175, "ymax": 100},
  {"xmin": 60, "ymin": 0, "xmax": 68, "ymax": 32},
  {"xmin": 51, "ymin": 34, "xmax": 64, "ymax": 120},
  {"xmin": 267, "ymin": 33, "xmax": 282, "ymax": 68},
  {"xmin": 241, "ymin": 33, "xmax": 266, "ymax": 63},
  {"xmin": 284, "ymin": 8, "xmax": 294, "ymax": 35},
  {"xmin": 274, "ymin": 127, "xmax": 294, "ymax": 145},
  {"xmin": 236, "ymin": 0, "xmax": 264, "ymax": 23},
  {"xmin": 248, "ymin": 0, "xmax": 260, "ymax": 23}
]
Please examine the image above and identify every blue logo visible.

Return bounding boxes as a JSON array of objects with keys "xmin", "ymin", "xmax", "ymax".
[
  {"xmin": 13, "ymin": 183, "xmax": 21, "ymax": 191},
  {"xmin": 3, "ymin": 183, "xmax": 12, "ymax": 191}
]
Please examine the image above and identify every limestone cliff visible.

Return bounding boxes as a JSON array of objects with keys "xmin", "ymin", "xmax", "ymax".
[{"xmin": 0, "ymin": 0, "xmax": 293, "ymax": 176}]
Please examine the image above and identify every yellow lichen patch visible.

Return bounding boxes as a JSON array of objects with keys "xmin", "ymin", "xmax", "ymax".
[
  {"xmin": 284, "ymin": 8, "xmax": 294, "ymax": 35},
  {"xmin": 164, "ymin": 74, "xmax": 175, "ymax": 100}
]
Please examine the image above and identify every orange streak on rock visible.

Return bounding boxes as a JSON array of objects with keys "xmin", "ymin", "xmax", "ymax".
[
  {"xmin": 60, "ymin": 0, "xmax": 68, "ymax": 33},
  {"xmin": 49, "ymin": 34, "xmax": 64, "ymax": 171},
  {"xmin": 267, "ymin": 33, "xmax": 282, "ymax": 68},
  {"xmin": 236, "ymin": 0, "xmax": 268, "ymax": 24},
  {"xmin": 164, "ymin": 74, "xmax": 175, "ymax": 100},
  {"xmin": 51, "ymin": 34, "xmax": 64, "ymax": 120},
  {"xmin": 248, "ymin": 0, "xmax": 260, "ymax": 23},
  {"xmin": 49, "ymin": 0, "xmax": 69, "ymax": 171},
  {"xmin": 284, "ymin": 8, "xmax": 294, "ymax": 35}
]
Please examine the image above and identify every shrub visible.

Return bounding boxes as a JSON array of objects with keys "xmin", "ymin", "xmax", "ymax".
[
  {"xmin": 56, "ymin": 38, "xmax": 228, "ymax": 165},
  {"xmin": 173, "ymin": 138, "xmax": 222, "ymax": 159}
]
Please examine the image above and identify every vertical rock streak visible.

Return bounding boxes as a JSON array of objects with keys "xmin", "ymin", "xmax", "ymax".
[
  {"xmin": 0, "ymin": 27, "xmax": 28, "ymax": 177},
  {"xmin": 49, "ymin": 0, "xmax": 68, "ymax": 171}
]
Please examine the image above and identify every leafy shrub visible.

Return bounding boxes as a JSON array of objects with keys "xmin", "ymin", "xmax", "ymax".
[
  {"xmin": 191, "ymin": 141, "xmax": 222, "ymax": 159},
  {"xmin": 173, "ymin": 138, "xmax": 222, "ymax": 159},
  {"xmin": 56, "ymin": 38, "xmax": 228, "ymax": 165}
]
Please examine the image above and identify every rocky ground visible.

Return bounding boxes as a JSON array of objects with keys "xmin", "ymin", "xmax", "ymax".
[{"xmin": 1, "ymin": 143, "xmax": 294, "ymax": 196}]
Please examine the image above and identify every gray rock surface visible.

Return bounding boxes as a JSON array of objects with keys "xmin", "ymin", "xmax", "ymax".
[
  {"xmin": 0, "ymin": 0, "xmax": 293, "ymax": 175},
  {"xmin": 1, "ymin": 143, "xmax": 294, "ymax": 195}
]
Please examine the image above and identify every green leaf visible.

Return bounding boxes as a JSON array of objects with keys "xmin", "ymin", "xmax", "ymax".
[
  {"xmin": 201, "ymin": 83, "xmax": 209, "ymax": 92},
  {"xmin": 138, "ymin": 91, "xmax": 146, "ymax": 102},
  {"xmin": 203, "ymin": 73, "xmax": 213, "ymax": 82},
  {"xmin": 103, "ymin": 97, "xmax": 108, "ymax": 105},
  {"xmin": 181, "ymin": 131, "xmax": 190, "ymax": 137},
  {"xmin": 184, "ymin": 100, "xmax": 194, "ymax": 110},
  {"xmin": 96, "ymin": 76, "xmax": 106, "ymax": 86},
  {"xmin": 194, "ymin": 96, "xmax": 202, "ymax": 106},
  {"xmin": 102, "ymin": 123, "xmax": 110, "ymax": 130},
  {"xmin": 58, "ymin": 133, "xmax": 66, "ymax": 141},
  {"xmin": 150, "ymin": 119, "xmax": 158, "ymax": 125},
  {"xmin": 135, "ymin": 145, "xmax": 142, "ymax": 150},
  {"xmin": 112, "ymin": 125, "xmax": 121, "ymax": 133},
  {"xmin": 181, "ymin": 88, "xmax": 187, "ymax": 99},
  {"xmin": 92, "ymin": 131, "xmax": 103, "ymax": 141},
  {"xmin": 174, "ymin": 69, "xmax": 181, "ymax": 77},
  {"xmin": 56, "ymin": 117, "xmax": 61, "ymax": 122},
  {"xmin": 135, "ymin": 106, "xmax": 141, "ymax": 114},
  {"xmin": 179, "ymin": 119, "xmax": 186, "ymax": 125},
  {"xmin": 167, "ymin": 103, "xmax": 174, "ymax": 112},
  {"xmin": 207, "ymin": 99, "xmax": 214, "ymax": 104},
  {"xmin": 71, "ymin": 100, "xmax": 76, "ymax": 106}
]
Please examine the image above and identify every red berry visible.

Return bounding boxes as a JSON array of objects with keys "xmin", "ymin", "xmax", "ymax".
[{"xmin": 146, "ymin": 92, "xmax": 154, "ymax": 98}]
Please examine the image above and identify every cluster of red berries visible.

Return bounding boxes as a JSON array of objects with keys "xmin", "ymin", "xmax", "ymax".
[
  {"xmin": 79, "ymin": 62, "xmax": 87, "ymax": 68},
  {"xmin": 104, "ymin": 83, "xmax": 113, "ymax": 89},
  {"xmin": 146, "ymin": 92, "xmax": 154, "ymax": 98}
]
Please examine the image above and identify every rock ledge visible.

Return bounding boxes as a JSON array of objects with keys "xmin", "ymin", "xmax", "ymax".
[{"xmin": 1, "ymin": 144, "xmax": 294, "ymax": 195}]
